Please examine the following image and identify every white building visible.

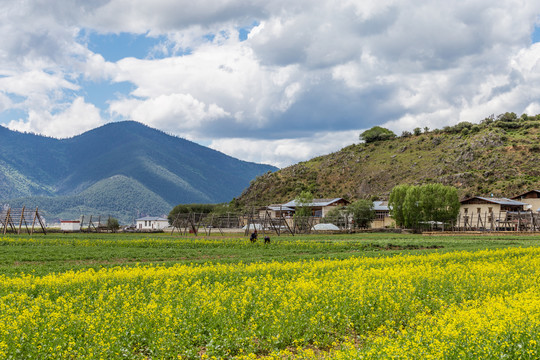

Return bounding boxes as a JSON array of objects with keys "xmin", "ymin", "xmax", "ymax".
[
  {"xmin": 136, "ymin": 216, "xmax": 169, "ymax": 230},
  {"xmin": 60, "ymin": 220, "xmax": 81, "ymax": 232}
]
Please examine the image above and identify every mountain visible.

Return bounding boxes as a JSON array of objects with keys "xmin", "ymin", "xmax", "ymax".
[
  {"xmin": 0, "ymin": 121, "xmax": 277, "ymax": 223},
  {"xmin": 237, "ymin": 113, "xmax": 540, "ymax": 206}
]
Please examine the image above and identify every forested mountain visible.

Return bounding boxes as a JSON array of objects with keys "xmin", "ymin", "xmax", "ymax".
[
  {"xmin": 238, "ymin": 113, "xmax": 540, "ymax": 207},
  {"xmin": 0, "ymin": 121, "xmax": 277, "ymax": 223}
]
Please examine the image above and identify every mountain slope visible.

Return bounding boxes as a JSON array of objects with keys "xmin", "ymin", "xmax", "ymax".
[
  {"xmin": 238, "ymin": 114, "xmax": 540, "ymax": 206},
  {"xmin": 0, "ymin": 121, "xmax": 277, "ymax": 223},
  {"xmin": 6, "ymin": 175, "xmax": 173, "ymax": 224}
]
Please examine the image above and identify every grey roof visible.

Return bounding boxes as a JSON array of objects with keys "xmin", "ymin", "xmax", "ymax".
[
  {"xmin": 461, "ymin": 197, "xmax": 527, "ymax": 206},
  {"xmin": 282, "ymin": 198, "xmax": 346, "ymax": 208},
  {"xmin": 511, "ymin": 190, "xmax": 540, "ymax": 199},
  {"xmin": 266, "ymin": 205, "xmax": 294, "ymax": 211},
  {"xmin": 373, "ymin": 201, "xmax": 390, "ymax": 211},
  {"xmin": 136, "ymin": 216, "xmax": 168, "ymax": 221}
]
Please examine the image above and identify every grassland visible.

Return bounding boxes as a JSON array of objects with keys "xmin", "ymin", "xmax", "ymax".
[{"xmin": 1, "ymin": 232, "xmax": 540, "ymax": 359}]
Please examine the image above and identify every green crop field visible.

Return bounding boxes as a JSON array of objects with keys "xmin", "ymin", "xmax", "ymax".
[
  {"xmin": 1, "ymin": 232, "xmax": 540, "ymax": 359},
  {"xmin": 1, "ymin": 232, "xmax": 538, "ymax": 276}
]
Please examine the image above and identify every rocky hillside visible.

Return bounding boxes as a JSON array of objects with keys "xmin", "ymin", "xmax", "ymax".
[{"xmin": 238, "ymin": 113, "xmax": 540, "ymax": 206}]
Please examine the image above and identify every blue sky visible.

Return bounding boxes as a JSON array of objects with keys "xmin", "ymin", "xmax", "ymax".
[
  {"xmin": 533, "ymin": 26, "xmax": 540, "ymax": 43},
  {"xmin": 1, "ymin": 1, "xmax": 540, "ymax": 167},
  {"xmin": 83, "ymin": 31, "xmax": 167, "ymax": 62}
]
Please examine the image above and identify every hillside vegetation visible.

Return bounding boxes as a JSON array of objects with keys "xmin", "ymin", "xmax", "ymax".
[{"xmin": 238, "ymin": 113, "xmax": 540, "ymax": 206}]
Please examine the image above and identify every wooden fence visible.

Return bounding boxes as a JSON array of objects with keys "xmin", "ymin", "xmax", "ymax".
[{"xmin": 0, "ymin": 206, "xmax": 46, "ymax": 235}]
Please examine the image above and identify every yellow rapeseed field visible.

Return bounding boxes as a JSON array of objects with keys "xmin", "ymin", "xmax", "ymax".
[{"xmin": 1, "ymin": 245, "xmax": 539, "ymax": 359}]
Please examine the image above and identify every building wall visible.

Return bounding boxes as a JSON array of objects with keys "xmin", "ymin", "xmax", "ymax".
[
  {"xmin": 513, "ymin": 197, "xmax": 540, "ymax": 211},
  {"xmin": 459, "ymin": 204, "xmax": 500, "ymax": 230},
  {"xmin": 371, "ymin": 216, "xmax": 395, "ymax": 229},
  {"xmin": 458, "ymin": 204, "xmax": 525, "ymax": 230},
  {"xmin": 137, "ymin": 220, "xmax": 168, "ymax": 230},
  {"xmin": 60, "ymin": 221, "xmax": 81, "ymax": 231},
  {"xmin": 321, "ymin": 205, "xmax": 333, "ymax": 217},
  {"xmin": 460, "ymin": 203, "xmax": 502, "ymax": 219}
]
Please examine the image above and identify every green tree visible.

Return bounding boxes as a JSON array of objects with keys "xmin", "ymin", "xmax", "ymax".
[
  {"xmin": 441, "ymin": 186, "xmax": 460, "ymax": 223},
  {"xmin": 403, "ymin": 185, "xmax": 422, "ymax": 228},
  {"xmin": 388, "ymin": 184, "xmax": 410, "ymax": 227},
  {"xmin": 359, "ymin": 126, "xmax": 396, "ymax": 143},
  {"xmin": 390, "ymin": 183, "xmax": 460, "ymax": 229},
  {"xmin": 322, "ymin": 206, "xmax": 346, "ymax": 225},
  {"xmin": 294, "ymin": 190, "xmax": 313, "ymax": 217},
  {"xmin": 413, "ymin": 127, "xmax": 422, "ymax": 136},
  {"xmin": 347, "ymin": 199, "xmax": 375, "ymax": 229},
  {"xmin": 107, "ymin": 217, "xmax": 120, "ymax": 232}
]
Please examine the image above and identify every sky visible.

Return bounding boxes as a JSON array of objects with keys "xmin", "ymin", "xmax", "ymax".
[{"xmin": 1, "ymin": 1, "xmax": 540, "ymax": 168}]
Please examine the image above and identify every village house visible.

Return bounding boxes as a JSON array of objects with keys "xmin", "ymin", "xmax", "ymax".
[
  {"xmin": 511, "ymin": 190, "xmax": 540, "ymax": 212},
  {"xmin": 458, "ymin": 196, "xmax": 527, "ymax": 230},
  {"xmin": 135, "ymin": 216, "xmax": 169, "ymax": 230},
  {"xmin": 258, "ymin": 198, "xmax": 392, "ymax": 229},
  {"xmin": 281, "ymin": 198, "xmax": 350, "ymax": 217},
  {"xmin": 60, "ymin": 220, "xmax": 81, "ymax": 232},
  {"xmin": 372, "ymin": 201, "xmax": 395, "ymax": 228},
  {"xmin": 258, "ymin": 205, "xmax": 295, "ymax": 218}
]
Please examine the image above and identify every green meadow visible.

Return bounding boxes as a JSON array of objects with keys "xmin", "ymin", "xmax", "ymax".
[{"xmin": 1, "ymin": 231, "xmax": 538, "ymax": 276}]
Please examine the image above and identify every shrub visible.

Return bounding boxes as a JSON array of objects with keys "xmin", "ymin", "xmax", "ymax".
[
  {"xmin": 107, "ymin": 217, "xmax": 120, "ymax": 232},
  {"xmin": 360, "ymin": 126, "xmax": 397, "ymax": 143}
]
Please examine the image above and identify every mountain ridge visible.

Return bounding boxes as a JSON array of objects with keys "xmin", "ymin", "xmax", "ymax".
[{"xmin": 0, "ymin": 121, "xmax": 277, "ymax": 223}]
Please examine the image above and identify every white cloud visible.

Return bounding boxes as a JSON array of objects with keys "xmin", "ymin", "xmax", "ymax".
[
  {"xmin": 108, "ymin": 36, "xmax": 305, "ymax": 135},
  {"xmin": 1, "ymin": 0, "xmax": 540, "ymax": 167},
  {"xmin": 7, "ymin": 97, "xmax": 104, "ymax": 138},
  {"xmin": 0, "ymin": 70, "xmax": 78, "ymax": 97},
  {"xmin": 0, "ymin": 93, "xmax": 13, "ymax": 112},
  {"xmin": 209, "ymin": 129, "xmax": 360, "ymax": 168},
  {"xmin": 110, "ymin": 93, "xmax": 230, "ymax": 131}
]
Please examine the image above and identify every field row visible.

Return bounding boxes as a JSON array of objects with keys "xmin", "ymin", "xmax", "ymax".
[
  {"xmin": 1, "ymin": 246, "xmax": 540, "ymax": 358},
  {"xmin": 0, "ymin": 233, "xmax": 536, "ymax": 276}
]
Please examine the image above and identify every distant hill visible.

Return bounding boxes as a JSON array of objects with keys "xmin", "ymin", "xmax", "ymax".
[
  {"xmin": 0, "ymin": 121, "xmax": 277, "ymax": 223},
  {"xmin": 237, "ymin": 113, "xmax": 540, "ymax": 206}
]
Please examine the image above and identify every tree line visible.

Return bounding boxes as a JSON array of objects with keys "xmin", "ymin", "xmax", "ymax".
[{"xmin": 359, "ymin": 112, "xmax": 540, "ymax": 143}]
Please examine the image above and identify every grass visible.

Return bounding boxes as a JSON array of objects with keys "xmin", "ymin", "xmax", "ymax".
[{"xmin": 1, "ymin": 232, "xmax": 539, "ymax": 276}]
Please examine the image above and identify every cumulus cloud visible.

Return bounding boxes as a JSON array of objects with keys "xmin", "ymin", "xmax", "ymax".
[
  {"xmin": 1, "ymin": 0, "xmax": 540, "ymax": 167},
  {"xmin": 7, "ymin": 97, "xmax": 104, "ymax": 138},
  {"xmin": 110, "ymin": 93, "xmax": 230, "ymax": 131},
  {"xmin": 0, "ymin": 70, "xmax": 78, "ymax": 97},
  {"xmin": 108, "ymin": 36, "xmax": 306, "ymax": 137},
  {"xmin": 209, "ymin": 129, "xmax": 361, "ymax": 168}
]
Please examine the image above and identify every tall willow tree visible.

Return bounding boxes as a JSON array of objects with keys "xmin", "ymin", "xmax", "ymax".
[
  {"xmin": 389, "ymin": 183, "xmax": 460, "ymax": 229},
  {"xmin": 388, "ymin": 184, "xmax": 410, "ymax": 227},
  {"xmin": 402, "ymin": 185, "xmax": 423, "ymax": 228}
]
